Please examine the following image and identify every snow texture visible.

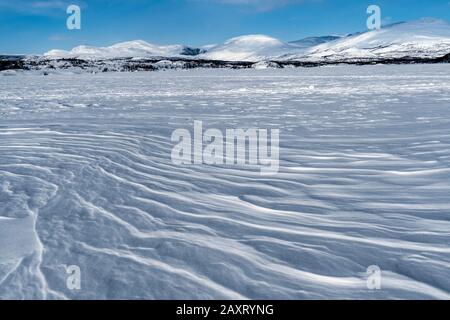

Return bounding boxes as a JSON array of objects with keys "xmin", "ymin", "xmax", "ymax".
[{"xmin": 1, "ymin": 65, "xmax": 450, "ymax": 300}]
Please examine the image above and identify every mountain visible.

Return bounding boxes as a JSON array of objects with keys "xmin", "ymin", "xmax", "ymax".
[
  {"xmin": 43, "ymin": 35, "xmax": 335, "ymax": 62},
  {"xmin": 290, "ymin": 18, "xmax": 450, "ymax": 61},
  {"xmin": 199, "ymin": 35, "xmax": 306, "ymax": 62},
  {"xmin": 8, "ymin": 17, "xmax": 449, "ymax": 73},
  {"xmin": 44, "ymin": 40, "xmax": 205, "ymax": 59}
]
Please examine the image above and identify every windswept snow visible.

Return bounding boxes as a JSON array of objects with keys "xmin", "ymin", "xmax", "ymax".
[{"xmin": 1, "ymin": 65, "xmax": 450, "ymax": 299}]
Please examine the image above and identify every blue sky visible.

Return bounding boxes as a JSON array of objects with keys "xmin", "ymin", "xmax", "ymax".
[{"xmin": 1, "ymin": 0, "xmax": 450, "ymax": 54}]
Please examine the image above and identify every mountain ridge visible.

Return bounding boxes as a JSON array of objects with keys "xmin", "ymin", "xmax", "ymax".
[
  {"xmin": 42, "ymin": 18, "xmax": 450, "ymax": 63},
  {"xmin": 2, "ymin": 18, "xmax": 449, "ymax": 73},
  {"xmin": 288, "ymin": 18, "xmax": 450, "ymax": 62}
]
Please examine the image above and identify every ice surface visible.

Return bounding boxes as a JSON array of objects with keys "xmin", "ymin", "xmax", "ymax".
[{"xmin": 1, "ymin": 65, "xmax": 450, "ymax": 299}]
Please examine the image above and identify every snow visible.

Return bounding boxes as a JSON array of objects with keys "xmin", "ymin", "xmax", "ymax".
[{"xmin": 1, "ymin": 65, "xmax": 450, "ymax": 299}]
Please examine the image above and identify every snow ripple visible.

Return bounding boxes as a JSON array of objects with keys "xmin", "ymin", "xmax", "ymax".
[{"xmin": 1, "ymin": 65, "xmax": 450, "ymax": 299}]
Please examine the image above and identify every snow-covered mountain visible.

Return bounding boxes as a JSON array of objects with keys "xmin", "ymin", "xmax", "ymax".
[
  {"xmin": 44, "ymin": 36, "xmax": 306, "ymax": 62},
  {"xmin": 198, "ymin": 19, "xmax": 450, "ymax": 62},
  {"xmin": 25, "ymin": 18, "xmax": 450, "ymax": 69},
  {"xmin": 44, "ymin": 40, "xmax": 205, "ymax": 59},
  {"xmin": 290, "ymin": 18, "xmax": 450, "ymax": 61},
  {"xmin": 199, "ymin": 35, "xmax": 306, "ymax": 62}
]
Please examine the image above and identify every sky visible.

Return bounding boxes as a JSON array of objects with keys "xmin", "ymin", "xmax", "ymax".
[{"xmin": 1, "ymin": 0, "xmax": 450, "ymax": 54}]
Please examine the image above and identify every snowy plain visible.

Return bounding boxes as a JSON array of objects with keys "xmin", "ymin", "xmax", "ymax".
[{"xmin": 0, "ymin": 65, "xmax": 450, "ymax": 299}]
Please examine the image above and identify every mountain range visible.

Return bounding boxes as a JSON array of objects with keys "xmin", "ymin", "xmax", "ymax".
[{"xmin": 2, "ymin": 18, "xmax": 450, "ymax": 72}]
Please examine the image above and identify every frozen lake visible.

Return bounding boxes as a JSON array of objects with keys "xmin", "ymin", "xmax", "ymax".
[{"xmin": 1, "ymin": 65, "xmax": 450, "ymax": 299}]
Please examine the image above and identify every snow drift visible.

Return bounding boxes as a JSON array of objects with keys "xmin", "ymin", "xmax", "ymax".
[{"xmin": 1, "ymin": 65, "xmax": 450, "ymax": 299}]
